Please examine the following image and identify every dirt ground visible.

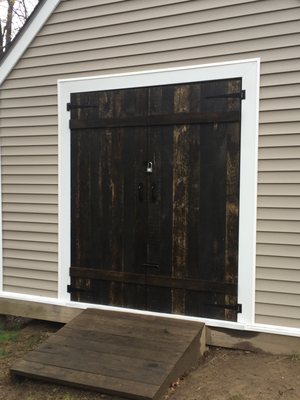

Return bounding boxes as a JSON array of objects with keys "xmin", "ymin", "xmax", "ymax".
[{"xmin": 0, "ymin": 316, "xmax": 300, "ymax": 400}]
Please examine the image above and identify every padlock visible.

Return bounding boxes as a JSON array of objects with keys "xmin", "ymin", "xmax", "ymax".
[{"xmin": 146, "ymin": 161, "xmax": 153, "ymax": 173}]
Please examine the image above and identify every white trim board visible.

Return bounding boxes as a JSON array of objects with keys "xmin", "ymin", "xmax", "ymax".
[
  {"xmin": 1, "ymin": 291, "xmax": 300, "ymax": 339},
  {"xmin": 0, "ymin": 0, "xmax": 61, "ymax": 86},
  {"xmin": 58, "ymin": 59, "xmax": 260, "ymax": 325},
  {"xmin": 0, "ymin": 147, "xmax": 3, "ymax": 292}
]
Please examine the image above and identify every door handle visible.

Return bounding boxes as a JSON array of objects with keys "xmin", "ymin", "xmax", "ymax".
[
  {"xmin": 151, "ymin": 183, "xmax": 157, "ymax": 202},
  {"xmin": 138, "ymin": 183, "xmax": 144, "ymax": 202}
]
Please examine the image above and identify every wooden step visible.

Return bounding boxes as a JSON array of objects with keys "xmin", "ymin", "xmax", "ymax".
[{"xmin": 11, "ymin": 308, "xmax": 205, "ymax": 400}]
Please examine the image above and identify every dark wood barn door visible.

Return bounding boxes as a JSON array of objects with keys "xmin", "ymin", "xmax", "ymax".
[{"xmin": 69, "ymin": 78, "xmax": 242, "ymax": 321}]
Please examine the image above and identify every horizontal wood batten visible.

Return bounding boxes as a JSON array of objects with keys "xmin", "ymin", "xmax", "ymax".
[
  {"xmin": 69, "ymin": 267, "xmax": 237, "ymax": 295},
  {"xmin": 70, "ymin": 112, "xmax": 241, "ymax": 130}
]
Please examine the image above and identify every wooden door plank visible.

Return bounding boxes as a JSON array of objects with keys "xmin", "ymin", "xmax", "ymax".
[
  {"xmin": 171, "ymin": 84, "xmax": 192, "ymax": 314},
  {"xmin": 146, "ymin": 85, "xmax": 174, "ymax": 313},
  {"xmin": 224, "ymin": 79, "xmax": 242, "ymax": 321}
]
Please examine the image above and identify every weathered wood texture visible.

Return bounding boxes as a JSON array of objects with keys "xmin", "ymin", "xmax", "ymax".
[
  {"xmin": 206, "ymin": 327, "xmax": 300, "ymax": 355},
  {"xmin": 0, "ymin": 298, "xmax": 81, "ymax": 323},
  {"xmin": 70, "ymin": 79, "xmax": 242, "ymax": 320},
  {"xmin": 11, "ymin": 308, "xmax": 204, "ymax": 400},
  {"xmin": 2, "ymin": 298, "xmax": 300, "ymax": 356}
]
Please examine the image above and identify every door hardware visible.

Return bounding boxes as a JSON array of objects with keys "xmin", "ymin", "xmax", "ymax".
[{"xmin": 146, "ymin": 161, "xmax": 153, "ymax": 173}]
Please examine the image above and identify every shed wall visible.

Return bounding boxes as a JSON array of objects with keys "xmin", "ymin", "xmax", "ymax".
[{"xmin": 0, "ymin": 0, "xmax": 300, "ymax": 327}]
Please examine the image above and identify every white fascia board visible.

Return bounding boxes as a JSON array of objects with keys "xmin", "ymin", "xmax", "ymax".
[
  {"xmin": 58, "ymin": 58, "xmax": 260, "ymax": 324},
  {"xmin": 0, "ymin": 0, "xmax": 61, "ymax": 86}
]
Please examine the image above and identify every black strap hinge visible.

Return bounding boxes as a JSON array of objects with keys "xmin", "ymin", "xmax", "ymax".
[
  {"xmin": 67, "ymin": 103, "xmax": 98, "ymax": 111},
  {"xmin": 143, "ymin": 263, "xmax": 159, "ymax": 270},
  {"xmin": 205, "ymin": 90, "xmax": 246, "ymax": 100},
  {"xmin": 67, "ymin": 285, "xmax": 94, "ymax": 294}
]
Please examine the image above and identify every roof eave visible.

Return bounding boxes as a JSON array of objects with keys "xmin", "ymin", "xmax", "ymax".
[{"xmin": 0, "ymin": 0, "xmax": 61, "ymax": 87}]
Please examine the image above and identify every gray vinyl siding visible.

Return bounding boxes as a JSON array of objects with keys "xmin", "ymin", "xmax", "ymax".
[{"xmin": 0, "ymin": 0, "xmax": 299, "ymax": 328}]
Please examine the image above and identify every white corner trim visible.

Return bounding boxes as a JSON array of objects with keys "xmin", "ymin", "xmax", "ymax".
[
  {"xmin": 0, "ymin": 147, "xmax": 3, "ymax": 292},
  {"xmin": 236, "ymin": 59, "xmax": 260, "ymax": 325},
  {"xmin": 57, "ymin": 80, "xmax": 71, "ymax": 302},
  {"xmin": 0, "ymin": 0, "xmax": 61, "ymax": 86},
  {"xmin": 58, "ymin": 59, "xmax": 260, "ymax": 324}
]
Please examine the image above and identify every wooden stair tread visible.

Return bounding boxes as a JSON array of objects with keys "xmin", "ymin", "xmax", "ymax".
[{"xmin": 11, "ymin": 308, "xmax": 204, "ymax": 400}]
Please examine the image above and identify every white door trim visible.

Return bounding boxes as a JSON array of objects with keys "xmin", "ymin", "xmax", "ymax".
[{"xmin": 58, "ymin": 58, "xmax": 260, "ymax": 326}]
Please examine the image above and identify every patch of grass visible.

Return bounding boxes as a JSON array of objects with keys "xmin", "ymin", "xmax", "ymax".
[{"xmin": 0, "ymin": 330, "xmax": 19, "ymax": 344}]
